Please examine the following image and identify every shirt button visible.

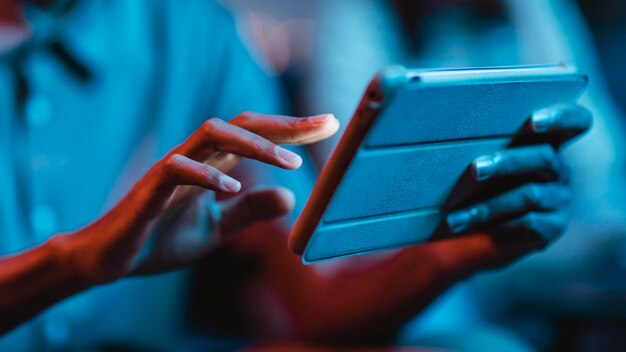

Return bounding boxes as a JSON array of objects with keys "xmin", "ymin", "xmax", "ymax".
[
  {"xmin": 25, "ymin": 95, "xmax": 53, "ymax": 128},
  {"xmin": 30, "ymin": 204, "xmax": 58, "ymax": 238},
  {"xmin": 43, "ymin": 316, "xmax": 72, "ymax": 347}
]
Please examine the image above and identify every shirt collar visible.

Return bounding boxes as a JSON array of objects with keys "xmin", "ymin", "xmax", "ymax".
[{"xmin": 9, "ymin": 0, "xmax": 96, "ymax": 82}]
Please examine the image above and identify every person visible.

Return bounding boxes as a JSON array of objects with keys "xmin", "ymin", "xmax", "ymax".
[
  {"xmin": 279, "ymin": 0, "xmax": 625, "ymax": 350},
  {"xmin": 188, "ymin": 3, "xmax": 593, "ymax": 351},
  {"xmin": 0, "ymin": 0, "xmax": 591, "ymax": 351}
]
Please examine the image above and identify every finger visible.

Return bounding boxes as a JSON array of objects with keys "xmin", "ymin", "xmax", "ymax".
[
  {"xmin": 530, "ymin": 104, "xmax": 592, "ymax": 146},
  {"xmin": 446, "ymin": 183, "xmax": 570, "ymax": 233},
  {"xmin": 492, "ymin": 210, "xmax": 569, "ymax": 244},
  {"xmin": 218, "ymin": 186, "xmax": 295, "ymax": 235},
  {"xmin": 163, "ymin": 153, "xmax": 241, "ymax": 193},
  {"xmin": 178, "ymin": 118, "xmax": 303, "ymax": 170},
  {"xmin": 231, "ymin": 111, "xmax": 340, "ymax": 145},
  {"xmin": 471, "ymin": 144, "xmax": 561, "ymax": 181}
]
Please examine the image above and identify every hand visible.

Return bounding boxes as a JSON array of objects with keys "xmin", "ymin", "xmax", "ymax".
[
  {"xmin": 131, "ymin": 185, "xmax": 297, "ymax": 275},
  {"xmin": 443, "ymin": 104, "xmax": 592, "ymax": 265},
  {"xmin": 52, "ymin": 112, "xmax": 339, "ymax": 284}
]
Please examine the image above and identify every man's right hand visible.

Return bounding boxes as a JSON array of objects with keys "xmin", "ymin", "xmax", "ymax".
[{"xmin": 51, "ymin": 112, "xmax": 339, "ymax": 285}]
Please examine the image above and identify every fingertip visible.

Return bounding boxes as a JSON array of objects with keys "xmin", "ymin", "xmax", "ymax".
[
  {"xmin": 277, "ymin": 186, "xmax": 296, "ymax": 205},
  {"xmin": 218, "ymin": 174, "xmax": 242, "ymax": 193},
  {"xmin": 446, "ymin": 212, "xmax": 469, "ymax": 234},
  {"xmin": 530, "ymin": 106, "xmax": 558, "ymax": 133},
  {"xmin": 307, "ymin": 113, "xmax": 335, "ymax": 124},
  {"xmin": 276, "ymin": 147, "xmax": 303, "ymax": 169},
  {"xmin": 230, "ymin": 181, "xmax": 242, "ymax": 193},
  {"xmin": 307, "ymin": 113, "xmax": 340, "ymax": 134},
  {"xmin": 471, "ymin": 155, "xmax": 497, "ymax": 181},
  {"xmin": 273, "ymin": 186, "xmax": 296, "ymax": 214},
  {"xmin": 531, "ymin": 104, "xmax": 593, "ymax": 135},
  {"xmin": 290, "ymin": 155, "xmax": 303, "ymax": 169},
  {"xmin": 327, "ymin": 115, "xmax": 341, "ymax": 135},
  {"xmin": 246, "ymin": 185, "xmax": 296, "ymax": 217}
]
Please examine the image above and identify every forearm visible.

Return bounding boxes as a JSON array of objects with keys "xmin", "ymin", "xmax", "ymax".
[
  {"xmin": 0, "ymin": 234, "xmax": 89, "ymax": 335},
  {"xmin": 237, "ymin": 223, "xmax": 538, "ymax": 343},
  {"xmin": 0, "ymin": 170, "xmax": 161, "ymax": 334}
]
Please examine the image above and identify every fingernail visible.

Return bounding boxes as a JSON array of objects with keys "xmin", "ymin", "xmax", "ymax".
[
  {"xmin": 308, "ymin": 114, "xmax": 335, "ymax": 124},
  {"xmin": 276, "ymin": 147, "xmax": 302, "ymax": 168},
  {"xmin": 472, "ymin": 155, "xmax": 498, "ymax": 181},
  {"xmin": 446, "ymin": 210, "xmax": 473, "ymax": 233},
  {"xmin": 446, "ymin": 206, "xmax": 486, "ymax": 233},
  {"xmin": 219, "ymin": 174, "xmax": 241, "ymax": 192},
  {"xmin": 531, "ymin": 107, "xmax": 558, "ymax": 133}
]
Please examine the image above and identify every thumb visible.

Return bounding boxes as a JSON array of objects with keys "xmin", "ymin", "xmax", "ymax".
[{"xmin": 218, "ymin": 186, "xmax": 295, "ymax": 235}]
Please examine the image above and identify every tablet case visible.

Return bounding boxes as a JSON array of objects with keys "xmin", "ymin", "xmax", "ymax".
[{"xmin": 292, "ymin": 65, "xmax": 587, "ymax": 263}]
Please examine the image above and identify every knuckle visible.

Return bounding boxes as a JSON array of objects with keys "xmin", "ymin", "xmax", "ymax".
[
  {"xmin": 557, "ymin": 156, "xmax": 570, "ymax": 171},
  {"xmin": 164, "ymin": 153, "xmax": 183, "ymax": 170},
  {"xmin": 549, "ymin": 184, "xmax": 572, "ymax": 208},
  {"xmin": 248, "ymin": 134, "xmax": 275, "ymax": 155},
  {"xmin": 550, "ymin": 155, "xmax": 563, "ymax": 173},
  {"xmin": 287, "ymin": 117, "xmax": 301, "ymax": 127},
  {"xmin": 203, "ymin": 164, "xmax": 220, "ymax": 180},
  {"xmin": 496, "ymin": 152, "xmax": 516, "ymax": 174},
  {"xmin": 234, "ymin": 136, "xmax": 263, "ymax": 160},
  {"xmin": 240, "ymin": 110, "xmax": 255, "ymax": 119},
  {"xmin": 476, "ymin": 152, "xmax": 504, "ymax": 173},
  {"xmin": 260, "ymin": 138, "xmax": 276, "ymax": 153},
  {"xmin": 537, "ymin": 144, "xmax": 559, "ymax": 170},
  {"xmin": 289, "ymin": 129, "xmax": 300, "ymax": 143},
  {"xmin": 522, "ymin": 213, "xmax": 540, "ymax": 232},
  {"xmin": 522, "ymin": 184, "xmax": 543, "ymax": 208},
  {"xmin": 234, "ymin": 111, "xmax": 253, "ymax": 125},
  {"xmin": 473, "ymin": 204, "xmax": 491, "ymax": 222},
  {"xmin": 258, "ymin": 142, "xmax": 277, "ymax": 160},
  {"xmin": 517, "ymin": 212, "xmax": 565, "ymax": 245},
  {"xmin": 201, "ymin": 118, "xmax": 222, "ymax": 134},
  {"xmin": 162, "ymin": 154, "xmax": 185, "ymax": 181},
  {"xmin": 538, "ymin": 144, "xmax": 556, "ymax": 160}
]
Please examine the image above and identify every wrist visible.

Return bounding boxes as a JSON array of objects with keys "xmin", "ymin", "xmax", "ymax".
[
  {"xmin": 46, "ymin": 232, "xmax": 101, "ymax": 289},
  {"xmin": 46, "ymin": 231, "xmax": 125, "ymax": 289},
  {"xmin": 426, "ymin": 234, "xmax": 497, "ymax": 282}
]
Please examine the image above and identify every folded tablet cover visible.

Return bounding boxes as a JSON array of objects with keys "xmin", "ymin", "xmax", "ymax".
[{"xmin": 303, "ymin": 69, "xmax": 586, "ymax": 263}]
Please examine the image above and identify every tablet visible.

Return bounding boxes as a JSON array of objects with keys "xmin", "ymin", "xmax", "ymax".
[{"xmin": 289, "ymin": 64, "xmax": 588, "ymax": 264}]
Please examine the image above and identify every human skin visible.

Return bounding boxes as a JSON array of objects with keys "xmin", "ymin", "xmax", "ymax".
[
  {"xmin": 191, "ymin": 104, "xmax": 592, "ymax": 345},
  {"xmin": 0, "ymin": 112, "xmax": 340, "ymax": 335}
]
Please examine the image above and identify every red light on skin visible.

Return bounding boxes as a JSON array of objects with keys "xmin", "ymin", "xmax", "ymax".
[{"xmin": 0, "ymin": 0, "xmax": 32, "ymax": 53}]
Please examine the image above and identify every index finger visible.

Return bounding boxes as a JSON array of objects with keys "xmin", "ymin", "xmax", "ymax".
[{"xmin": 230, "ymin": 111, "xmax": 340, "ymax": 145}]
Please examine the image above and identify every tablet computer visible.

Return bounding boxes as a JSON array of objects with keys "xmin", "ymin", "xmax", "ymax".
[{"xmin": 289, "ymin": 64, "xmax": 588, "ymax": 264}]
